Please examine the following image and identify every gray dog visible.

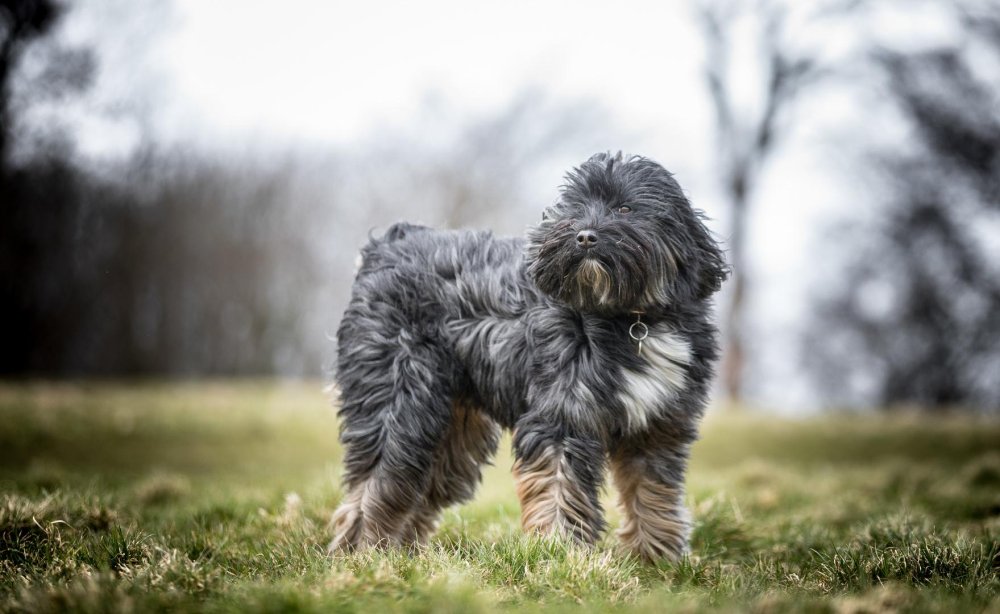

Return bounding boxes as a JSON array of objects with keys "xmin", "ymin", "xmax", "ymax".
[{"xmin": 329, "ymin": 152, "xmax": 728, "ymax": 561}]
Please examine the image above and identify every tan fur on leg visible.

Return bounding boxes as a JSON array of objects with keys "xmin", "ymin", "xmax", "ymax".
[
  {"xmin": 396, "ymin": 502, "xmax": 439, "ymax": 545},
  {"xmin": 331, "ymin": 403, "xmax": 499, "ymax": 552},
  {"xmin": 425, "ymin": 403, "xmax": 499, "ymax": 506},
  {"xmin": 395, "ymin": 403, "xmax": 500, "ymax": 547},
  {"xmin": 328, "ymin": 479, "xmax": 410, "ymax": 552},
  {"xmin": 328, "ymin": 486, "xmax": 364, "ymax": 552},
  {"xmin": 513, "ymin": 444, "xmax": 599, "ymax": 542},
  {"xmin": 611, "ymin": 455, "xmax": 690, "ymax": 562}
]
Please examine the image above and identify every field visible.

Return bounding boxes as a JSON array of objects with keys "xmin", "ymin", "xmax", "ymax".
[{"xmin": 0, "ymin": 381, "xmax": 997, "ymax": 613}]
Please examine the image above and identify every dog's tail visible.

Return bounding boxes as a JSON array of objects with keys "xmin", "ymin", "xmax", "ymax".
[
  {"xmin": 353, "ymin": 222, "xmax": 432, "ymax": 277},
  {"xmin": 380, "ymin": 222, "xmax": 431, "ymax": 243}
]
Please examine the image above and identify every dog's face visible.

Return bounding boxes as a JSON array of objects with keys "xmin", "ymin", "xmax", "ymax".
[{"xmin": 525, "ymin": 153, "xmax": 727, "ymax": 314}]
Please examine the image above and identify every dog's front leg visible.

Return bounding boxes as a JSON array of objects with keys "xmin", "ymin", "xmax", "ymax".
[
  {"xmin": 609, "ymin": 432, "xmax": 693, "ymax": 562},
  {"xmin": 511, "ymin": 416, "xmax": 606, "ymax": 544}
]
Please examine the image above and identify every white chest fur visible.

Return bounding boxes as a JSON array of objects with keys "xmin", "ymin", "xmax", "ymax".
[{"xmin": 616, "ymin": 326, "xmax": 691, "ymax": 433}]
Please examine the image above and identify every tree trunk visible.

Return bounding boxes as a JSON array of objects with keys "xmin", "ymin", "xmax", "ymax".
[
  {"xmin": 721, "ymin": 175, "xmax": 749, "ymax": 405},
  {"xmin": 722, "ymin": 262, "xmax": 745, "ymax": 404}
]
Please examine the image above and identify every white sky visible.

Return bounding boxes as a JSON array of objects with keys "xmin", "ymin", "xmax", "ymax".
[
  {"xmin": 18, "ymin": 0, "xmax": 968, "ymax": 409},
  {"xmin": 166, "ymin": 1, "xmax": 707, "ymax": 147}
]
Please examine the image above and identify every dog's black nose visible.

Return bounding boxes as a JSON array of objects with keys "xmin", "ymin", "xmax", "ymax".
[{"xmin": 576, "ymin": 229, "xmax": 599, "ymax": 249}]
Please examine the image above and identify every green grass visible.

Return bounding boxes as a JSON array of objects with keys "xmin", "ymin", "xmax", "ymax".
[{"xmin": 0, "ymin": 381, "xmax": 997, "ymax": 612}]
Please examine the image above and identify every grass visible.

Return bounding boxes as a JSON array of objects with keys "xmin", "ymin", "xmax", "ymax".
[{"xmin": 0, "ymin": 380, "xmax": 997, "ymax": 613}]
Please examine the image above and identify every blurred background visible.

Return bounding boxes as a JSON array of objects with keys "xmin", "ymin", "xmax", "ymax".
[{"xmin": 1, "ymin": 0, "xmax": 997, "ymax": 414}]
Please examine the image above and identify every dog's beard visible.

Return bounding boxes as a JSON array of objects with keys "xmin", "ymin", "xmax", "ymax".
[
  {"xmin": 526, "ymin": 220, "xmax": 674, "ymax": 313},
  {"xmin": 572, "ymin": 258, "xmax": 614, "ymax": 309}
]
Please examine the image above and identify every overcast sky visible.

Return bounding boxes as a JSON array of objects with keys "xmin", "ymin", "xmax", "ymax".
[{"xmin": 15, "ymin": 0, "xmax": 971, "ymax": 409}]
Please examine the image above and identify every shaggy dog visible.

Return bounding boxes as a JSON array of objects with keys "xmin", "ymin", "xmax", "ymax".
[{"xmin": 329, "ymin": 152, "xmax": 727, "ymax": 561}]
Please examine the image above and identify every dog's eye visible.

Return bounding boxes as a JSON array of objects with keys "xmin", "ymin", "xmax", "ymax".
[
  {"xmin": 541, "ymin": 210, "xmax": 549, "ymax": 221},
  {"xmin": 617, "ymin": 205, "xmax": 632, "ymax": 214}
]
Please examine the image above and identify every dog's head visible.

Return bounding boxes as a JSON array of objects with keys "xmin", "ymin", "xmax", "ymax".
[{"xmin": 525, "ymin": 152, "xmax": 728, "ymax": 314}]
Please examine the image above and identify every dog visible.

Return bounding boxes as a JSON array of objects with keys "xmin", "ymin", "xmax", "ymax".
[{"xmin": 328, "ymin": 152, "xmax": 727, "ymax": 561}]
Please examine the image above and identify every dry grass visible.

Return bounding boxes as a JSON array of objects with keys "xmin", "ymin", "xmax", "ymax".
[{"xmin": 0, "ymin": 380, "xmax": 997, "ymax": 612}]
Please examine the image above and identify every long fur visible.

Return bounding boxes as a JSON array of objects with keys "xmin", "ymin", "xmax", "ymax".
[{"xmin": 329, "ymin": 152, "xmax": 728, "ymax": 561}]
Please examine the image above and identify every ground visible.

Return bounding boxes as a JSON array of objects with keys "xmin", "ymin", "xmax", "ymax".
[{"xmin": 0, "ymin": 381, "xmax": 997, "ymax": 613}]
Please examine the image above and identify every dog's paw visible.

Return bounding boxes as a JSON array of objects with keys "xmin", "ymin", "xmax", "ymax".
[{"xmin": 327, "ymin": 499, "xmax": 364, "ymax": 554}]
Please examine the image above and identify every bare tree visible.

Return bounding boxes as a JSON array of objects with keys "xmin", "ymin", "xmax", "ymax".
[
  {"xmin": 696, "ymin": 0, "xmax": 845, "ymax": 402},
  {"xmin": 0, "ymin": 0, "xmax": 66, "ymax": 374},
  {"xmin": 806, "ymin": 4, "xmax": 1000, "ymax": 411},
  {"xmin": 0, "ymin": 0, "xmax": 59, "ymax": 162}
]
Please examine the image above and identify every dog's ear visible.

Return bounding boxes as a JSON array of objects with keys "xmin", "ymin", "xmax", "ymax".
[
  {"xmin": 689, "ymin": 212, "xmax": 729, "ymax": 301},
  {"xmin": 694, "ymin": 245, "xmax": 729, "ymax": 301}
]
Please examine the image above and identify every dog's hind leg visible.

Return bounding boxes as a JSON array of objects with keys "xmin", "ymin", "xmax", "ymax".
[
  {"xmin": 397, "ymin": 402, "xmax": 501, "ymax": 544},
  {"xmin": 329, "ymin": 329, "xmax": 455, "ymax": 552}
]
